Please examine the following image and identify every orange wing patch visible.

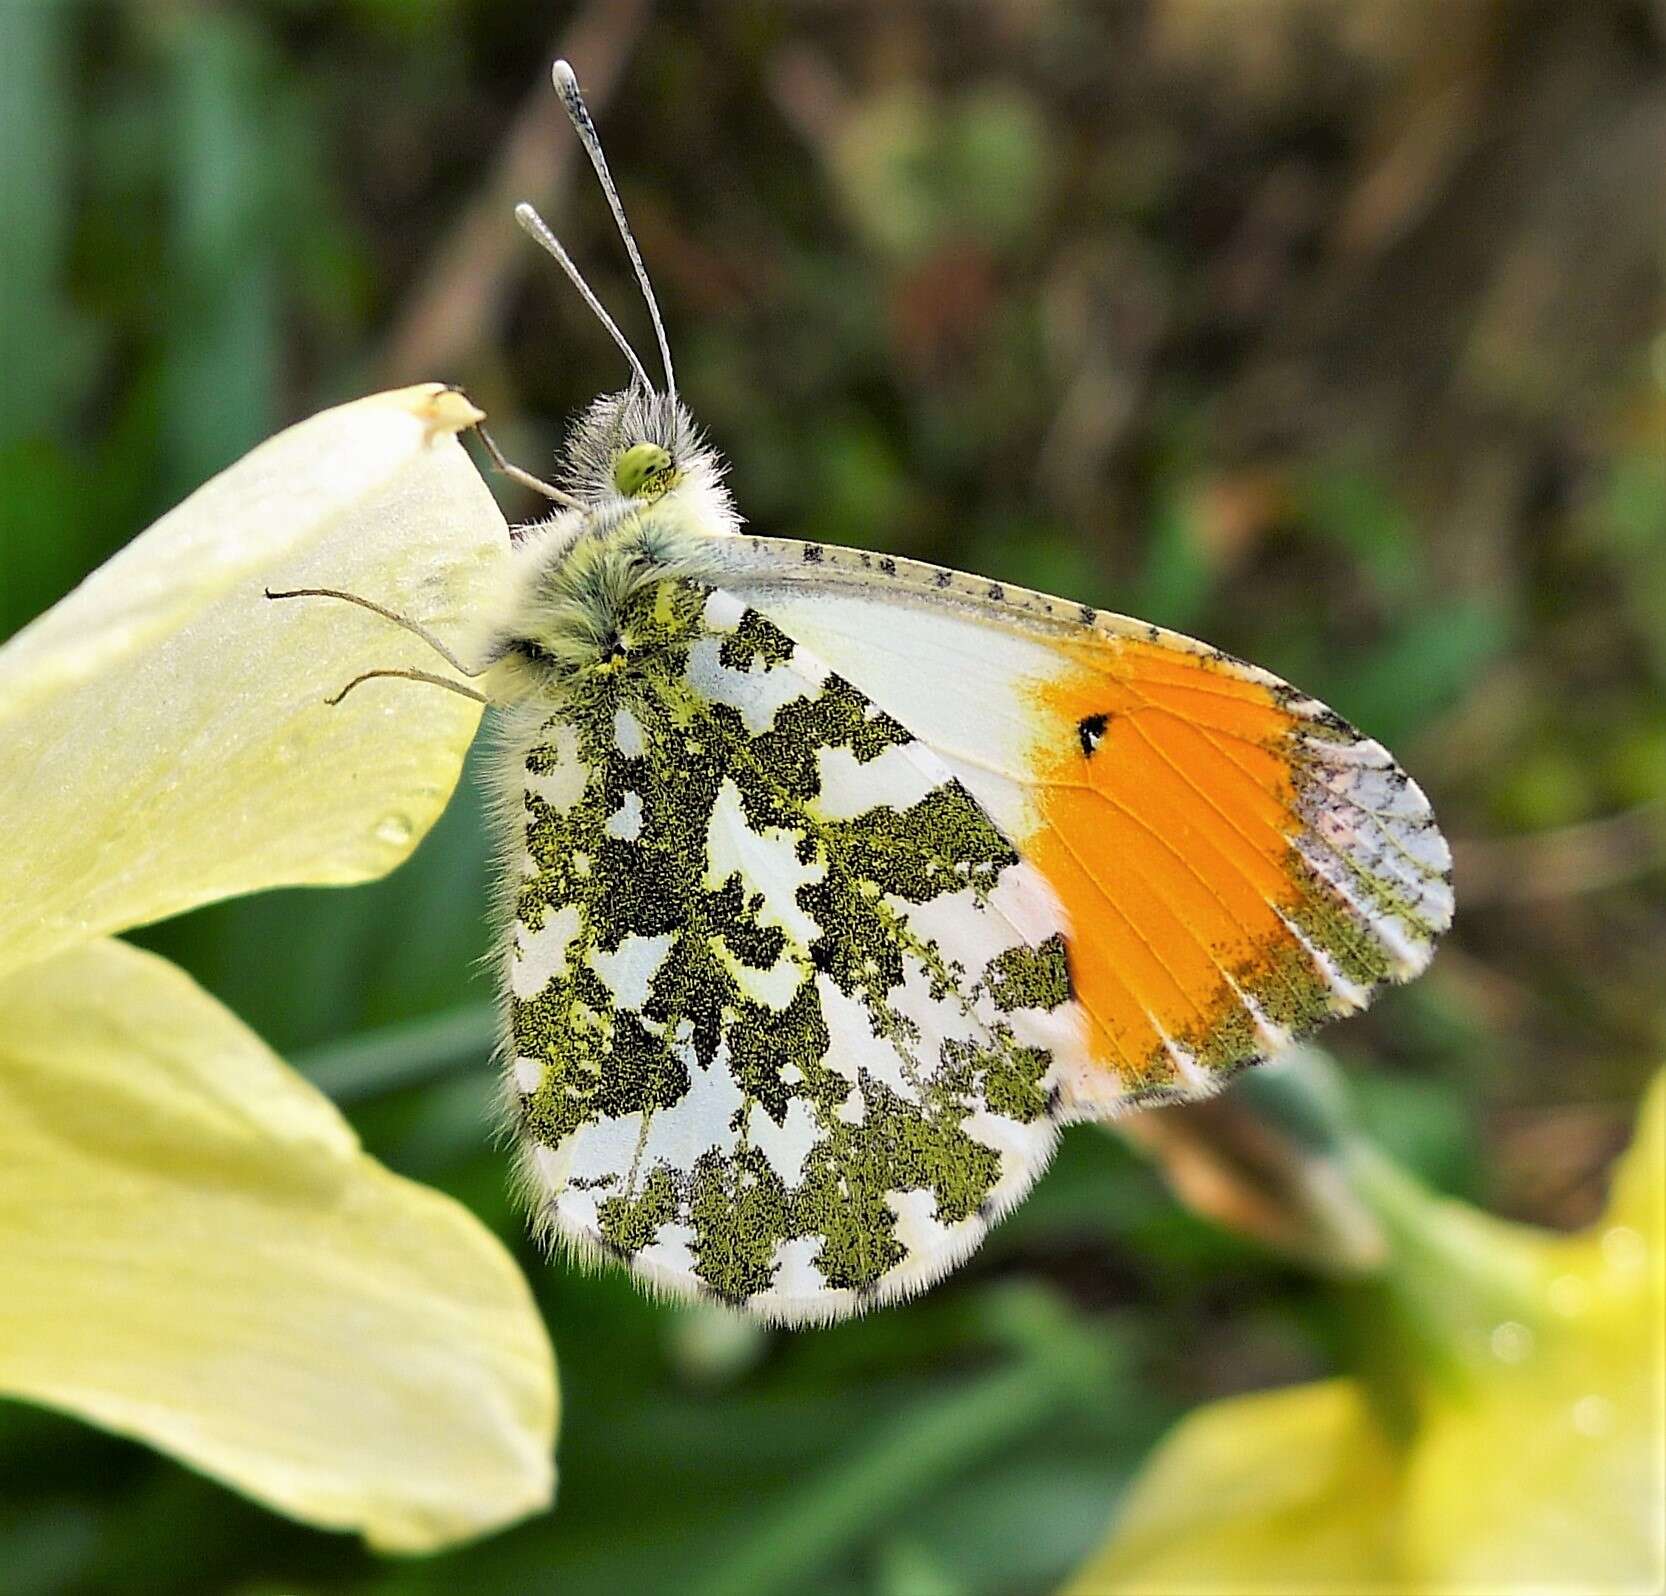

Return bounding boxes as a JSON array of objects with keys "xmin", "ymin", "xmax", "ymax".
[{"xmin": 1023, "ymin": 630, "xmax": 1451, "ymax": 1110}]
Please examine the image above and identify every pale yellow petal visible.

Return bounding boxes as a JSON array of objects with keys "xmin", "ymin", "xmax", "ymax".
[
  {"xmin": 1401, "ymin": 1071, "xmax": 1666, "ymax": 1594},
  {"xmin": 0, "ymin": 938, "xmax": 556, "ymax": 1553},
  {"xmin": 0, "ymin": 385, "xmax": 507, "ymax": 979},
  {"xmin": 1063, "ymin": 1380, "xmax": 1401, "ymax": 1594},
  {"xmin": 1601, "ymin": 1068, "xmax": 1664, "ymax": 1246}
]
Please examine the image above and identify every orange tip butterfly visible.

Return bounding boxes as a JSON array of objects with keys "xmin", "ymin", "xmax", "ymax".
[{"xmin": 280, "ymin": 60, "xmax": 1452, "ymax": 1326}]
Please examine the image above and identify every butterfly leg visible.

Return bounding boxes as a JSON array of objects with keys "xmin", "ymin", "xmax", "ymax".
[
  {"xmin": 264, "ymin": 586, "xmax": 482, "ymax": 678},
  {"xmin": 473, "ymin": 421, "xmax": 576, "ymax": 507},
  {"xmin": 438, "ymin": 383, "xmax": 577, "ymax": 510},
  {"xmin": 324, "ymin": 666, "xmax": 489, "ymax": 707},
  {"xmin": 265, "ymin": 586, "xmax": 493, "ymax": 705}
]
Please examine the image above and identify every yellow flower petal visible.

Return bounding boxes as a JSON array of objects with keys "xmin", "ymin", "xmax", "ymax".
[
  {"xmin": 1064, "ymin": 1380, "xmax": 1400, "ymax": 1594},
  {"xmin": 0, "ymin": 938, "xmax": 556, "ymax": 1553},
  {"xmin": 1600, "ymin": 1067, "xmax": 1664, "ymax": 1245},
  {"xmin": 1066, "ymin": 1075, "xmax": 1666, "ymax": 1594},
  {"xmin": 0, "ymin": 385, "xmax": 507, "ymax": 979},
  {"xmin": 1401, "ymin": 1071, "xmax": 1666, "ymax": 1593}
]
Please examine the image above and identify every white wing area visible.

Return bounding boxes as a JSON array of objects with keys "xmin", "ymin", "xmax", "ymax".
[
  {"xmin": 705, "ymin": 543, "xmax": 1092, "ymax": 841},
  {"xmin": 499, "ymin": 580, "xmax": 1087, "ymax": 1324}
]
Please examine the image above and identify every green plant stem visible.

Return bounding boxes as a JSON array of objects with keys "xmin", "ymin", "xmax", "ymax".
[
  {"xmin": 1341, "ymin": 1140, "xmax": 1543, "ymax": 1389},
  {"xmin": 295, "ymin": 1002, "xmax": 495, "ymax": 1105},
  {"xmin": 690, "ymin": 1293, "xmax": 1110, "ymax": 1596}
]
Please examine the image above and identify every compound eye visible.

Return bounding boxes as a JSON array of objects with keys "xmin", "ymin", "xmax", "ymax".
[{"xmin": 612, "ymin": 441, "xmax": 674, "ymax": 498}]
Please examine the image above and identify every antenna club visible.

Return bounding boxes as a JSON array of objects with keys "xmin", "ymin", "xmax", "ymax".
[
  {"xmin": 533, "ymin": 53, "xmax": 678, "ymax": 399},
  {"xmin": 545, "ymin": 53, "xmax": 677, "ymax": 399}
]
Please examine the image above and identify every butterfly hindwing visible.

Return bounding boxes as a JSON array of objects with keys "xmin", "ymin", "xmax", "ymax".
[
  {"xmin": 500, "ymin": 578, "xmax": 1080, "ymax": 1323},
  {"xmin": 707, "ymin": 537, "xmax": 1454, "ymax": 1115}
]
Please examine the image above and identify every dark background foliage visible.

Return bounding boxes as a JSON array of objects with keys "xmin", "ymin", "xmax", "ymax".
[{"xmin": 3, "ymin": 2, "xmax": 1662, "ymax": 1591}]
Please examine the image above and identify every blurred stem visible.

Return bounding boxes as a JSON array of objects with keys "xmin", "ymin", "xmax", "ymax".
[
  {"xmin": 1121, "ymin": 1051, "xmax": 1549, "ymax": 1396},
  {"xmin": 1341, "ymin": 1140, "xmax": 1542, "ymax": 1391},
  {"xmin": 1115, "ymin": 1053, "xmax": 1388, "ymax": 1276},
  {"xmin": 689, "ymin": 1290, "xmax": 1113, "ymax": 1596},
  {"xmin": 294, "ymin": 1002, "xmax": 494, "ymax": 1105},
  {"xmin": 1451, "ymin": 800, "xmax": 1666, "ymax": 903}
]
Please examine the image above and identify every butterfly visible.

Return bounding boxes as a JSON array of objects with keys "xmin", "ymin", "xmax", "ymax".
[{"xmin": 276, "ymin": 60, "xmax": 1452, "ymax": 1325}]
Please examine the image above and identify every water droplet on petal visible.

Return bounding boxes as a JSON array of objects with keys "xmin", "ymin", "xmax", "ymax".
[
  {"xmin": 375, "ymin": 813, "xmax": 414, "ymax": 847},
  {"xmin": 1547, "ymin": 1273, "xmax": 1589, "ymax": 1318},
  {"xmin": 1602, "ymin": 1226, "xmax": 1646, "ymax": 1275},
  {"xmin": 1490, "ymin": 1320, "xmax": 1535, "ymax": 1364},
  {"xmin": 1572, "ymin": 1394, "xmax": 1615, "ymax": 1438}
]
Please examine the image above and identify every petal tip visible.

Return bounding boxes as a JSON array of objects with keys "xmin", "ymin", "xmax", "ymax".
[{"xmin": 395, "ymin": 383, "xmax": 487, "ymax": 438}]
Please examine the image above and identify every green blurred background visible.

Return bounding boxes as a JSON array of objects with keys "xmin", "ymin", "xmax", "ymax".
[{"xmin": 3, "ymin": 1, "xmax": 1663, "ymax": 1591}]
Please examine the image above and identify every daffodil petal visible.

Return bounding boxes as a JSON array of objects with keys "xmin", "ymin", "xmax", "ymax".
[
  {"xmin": 1063, "ymin": 1380, "xmax": 1400, "ymax": 1594},
  {"xmin": 0, "ymin": 385, "xmax": 507, "ymax": 979},
  {"xmin": 0, "ymin": 938, "xmax": 556, "ymax": 1553},
  {"xmin": 1603, "ymin": 1068, "xmax": 1664, "ymax": 1245},
  {"xmin": 1402, "ymin": 1071, "xmax": 1666, "ymax": 1593}
]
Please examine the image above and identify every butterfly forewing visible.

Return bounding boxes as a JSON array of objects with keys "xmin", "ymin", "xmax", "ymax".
[
  {"xmin": 501, "ymin": 578, "xmax": 1080, "ymax": 1322},
  {"xmin": 708, "ymin": 538, "xmax": 1454, "ymax": 1114}
]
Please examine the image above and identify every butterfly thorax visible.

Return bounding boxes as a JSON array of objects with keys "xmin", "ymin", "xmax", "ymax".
[{"xmin": 485, "ymin": 389, "xmax": 739, "ymax": 690}]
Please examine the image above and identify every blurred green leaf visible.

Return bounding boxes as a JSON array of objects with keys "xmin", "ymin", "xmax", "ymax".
[
  {"xmin": 0, "ymin": 2, "xmax": 97, "ymax": 444},
  {"xmin": 1127, "ymin": 489, "xmax": 1214, "ymax": 631},
  {"xmin": 159, "ymin": 13, "xmax": 281, "ymax": 491},
  {"xmin": 832, "ymin": 84, "xmax": 1049, "ymax": 264},
  {"xmin": 1301, "ymin": 467, "xmax": 1420, "ymax": 606},
  {"xmin": 1589, "ymin": 448, "xmax": 1666, "ymax": 686},
  {"xmin": 688, "ymin": 1288, "xmax": 1120, "ymax": 1596},
  {"xmin": 1329, "ymin": 599, "xmax": 1512, "ymax": 747},
  {"xmin": 874, "ymin": 1537, "xmax": 966, "ymax": 1596},
  {"xmin": 0, "ymin": 1502, "xmax": 98, "ymax": 1596},
  {"xmin": 296, "ymin": 1002, "xmax": 494, "ymax": 1105}
]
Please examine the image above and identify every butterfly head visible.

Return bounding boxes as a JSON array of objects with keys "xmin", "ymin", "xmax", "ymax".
[{"xmin": 553, "ymin": 386, "xmax": 736, "ymax": 537}]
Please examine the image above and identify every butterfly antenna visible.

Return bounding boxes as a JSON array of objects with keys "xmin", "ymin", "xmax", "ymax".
[
  {"xmin": 552, "ymin": 58, "xmax": 677, "ymax": 401},
  {"xmin": 514, "ymin": 201, "xmax": 654, "ymax": 393}
]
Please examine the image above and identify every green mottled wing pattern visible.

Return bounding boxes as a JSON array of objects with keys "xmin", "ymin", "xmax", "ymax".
[{"xmin": 501, "ymin": 579, "xmax": 1081, "ymax": 1323}]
